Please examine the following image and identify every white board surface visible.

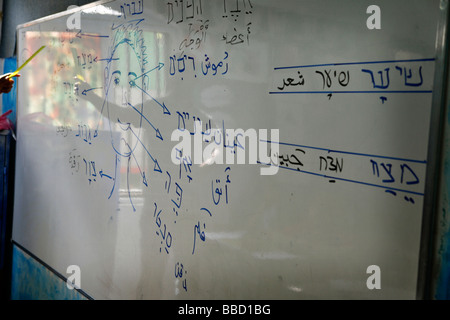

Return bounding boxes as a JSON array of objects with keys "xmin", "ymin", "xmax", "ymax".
[{"xmin": 12, "ymin": 0, "xmax": 442, "ymax": 299}]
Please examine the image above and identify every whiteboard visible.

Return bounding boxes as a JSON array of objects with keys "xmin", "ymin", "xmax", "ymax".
[{"xmin": 12, "ymin": 0, "xmax": 443, "ymax": 299}]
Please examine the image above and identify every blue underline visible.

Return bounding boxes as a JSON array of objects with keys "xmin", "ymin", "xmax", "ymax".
[
  {"xmin": 274, "ymin": 58, "xmax": 436, "ymax": 70},
  {"xmin": 260, "ymin": 140, "xmax": 427, "ymax": 164},
  {"xmin": 269, "ymin": 90, "xmax": 433, "ymax": 94},
  {"xmin": 257, "ymin": 162, "xmax": 425, "ymax": 197}
]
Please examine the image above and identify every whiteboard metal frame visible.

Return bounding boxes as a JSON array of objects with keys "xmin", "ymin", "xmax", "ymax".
[{"xmin": 417, "ymin": 0, "xmax": 450, "ymax": 300}]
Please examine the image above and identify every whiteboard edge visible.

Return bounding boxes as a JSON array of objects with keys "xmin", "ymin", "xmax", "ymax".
[
  {"xmin": 417, "ymin": 0, "xmax": 450, "ymax": 300},
  {"xmin": 15, "ymin": 0, "xmax": 115, "ymax": 31}
]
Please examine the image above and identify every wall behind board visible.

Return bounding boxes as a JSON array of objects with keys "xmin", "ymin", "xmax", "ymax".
[
  {"xmin": 11, "ymin": 245, "xmax": 88, "ymax": 300},
  {"xmin": 0, "ymin": 0, "xmax": 97, "ymax": 58},
  {"xmin": 11, "ymin": 0, "xmax": 445, "ymax": 299}
]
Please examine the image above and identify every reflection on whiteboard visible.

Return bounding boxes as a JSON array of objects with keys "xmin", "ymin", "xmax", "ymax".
[{"xmin": 12, "ymin": 0, "xmax": 441, "ymax": 299}]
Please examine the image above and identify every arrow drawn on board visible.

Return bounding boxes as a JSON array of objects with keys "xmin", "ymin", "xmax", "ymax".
[
  {"xmin": 134, "ymin": 83, "xmax": 171, "ymax": 115},
  {"xmin": 124, "ymin": 140, "xmax": 149, "ymax": 187},
  {"xmin": 93, "ymin": 56, "xmax": 118, "ymax": 63},
  {"xmin": 99, "ymin": 170, "xmax": 114, "ymax": 180},
  {"xmin": 129, "ymin": 129, "xmax": 162, "ymax": 173},
  {"xmin": 135, "ymin": 62, "xmax": 165, "ymax": 80},
  {"xmin": 128, "ymin": 103, "xmax": 163, "ymax": 141},
  {"xmin": 75, "ymin": 30, "xmax": 109, "ymax": 39},
  {"xmin": 82, "ymin": 87, "xmax": 103, "ymax": 95}
]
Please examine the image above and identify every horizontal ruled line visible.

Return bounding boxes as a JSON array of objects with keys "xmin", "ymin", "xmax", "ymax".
[
  {"xmin": 274, "ymin": 58, "xmax": 436, "ymax": 70},
  {"xmin": 260, "ymin": 140, "xmax": 427, "ymax": 164},
  {"xmin": 257, "ymin": 162, "xmax": 425, "ymax": 197},
  {"xmin": 269, "ymin": 90, "xmax": 433, "ymax": 94}
]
